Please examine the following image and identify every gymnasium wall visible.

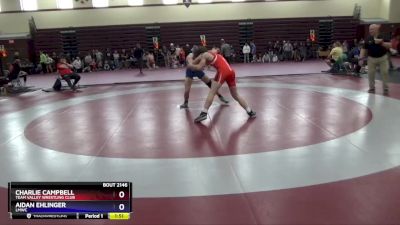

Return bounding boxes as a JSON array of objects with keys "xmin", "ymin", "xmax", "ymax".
[
  {"xmin": 0, "ymin": 0, "xmax": 386, "ymax": 35},
  {"xmin": 31, "ymin": 16, "xmax": 358, "ymax": 59},
  {"xmin": 380, "ymin": 0, "xmax": 391, "ymax": 21},
  {"xmin": 388, "ymin": 0, "xmax": 400, "ymax": 23}
]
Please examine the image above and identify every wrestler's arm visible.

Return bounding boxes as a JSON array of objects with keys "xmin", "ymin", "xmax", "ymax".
[
  {"xmin": 191, "ymin": 55, "xmax": 202, "ymax": 65},
  {"xmin": 188, "ymin": 56, "xmax": 206, "ymax": 71}
]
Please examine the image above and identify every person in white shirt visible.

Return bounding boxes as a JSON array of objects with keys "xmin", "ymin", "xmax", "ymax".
[
  {"xmin": 46, "ymin": 54, "xmax": 54, "ymax": 73},
  {"xmin": 145, "ymin": 51, "xmax": 156, "ymax": 69},
  {"xmin": 84, "ymin": 53, "xmax": 93, "ymax": 72},
  {"xmin": 95, "ymin": 50, "xmax": 103, "ymax": 69},
  {"xmin": 72, "ymin": 57, "xmax": 82, "ymax": 73},
  {"xmin": 242, "ymin": 43, "xmax": 251, "ymax": 63},
  {"xmin": 283, "ymin": 41, "xmax": 293, "ymax": 61},
  {"xmin": 113, "ymin": 50, "xmax": 120, "ymax": 69},
  {"xmin": 262, "ymin": 52, "xmax": 270, "ymax": 63}
]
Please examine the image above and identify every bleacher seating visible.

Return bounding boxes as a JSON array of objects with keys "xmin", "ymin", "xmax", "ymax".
[{"xmin": 33, "ymin": 16, "xmax": 359, "ymax": 58}]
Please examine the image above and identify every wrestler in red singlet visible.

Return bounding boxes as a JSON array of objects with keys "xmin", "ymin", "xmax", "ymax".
[
  {"xmin": 188, "ymin": 46, "xmax": 256, "ymax": 123},
  {"xmin": 208, "ymin": 52, "xmax": 237, "ymax": 87}
]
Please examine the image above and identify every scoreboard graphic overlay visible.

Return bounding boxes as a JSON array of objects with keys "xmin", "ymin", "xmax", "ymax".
[{"xmin": 8, "ymin": 182, "xmax": 132, "ymax": 220}]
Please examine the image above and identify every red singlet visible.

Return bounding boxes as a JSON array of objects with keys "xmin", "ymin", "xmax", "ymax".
[{"xmin": 208, "ymin": 52, "xmax": 236, "ymax": 87}]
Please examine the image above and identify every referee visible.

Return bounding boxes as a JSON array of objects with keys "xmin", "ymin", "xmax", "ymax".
[{"xmin": 360, "ymin": 24, "xmax": 392, "ymax": 95}]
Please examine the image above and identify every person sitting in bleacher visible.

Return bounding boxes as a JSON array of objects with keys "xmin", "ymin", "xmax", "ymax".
[
  {"xmin": 325, "ymin": 42, "xmax": 344, "ymax": 73},
  {"xmin": 72, "ymin": 57, "xmax": 83, "ymax": 73},
  {"xmin": 0, "ymin": 59, "xmax": 23, "ymax": 92},
  {"xmin": 57, "ymin": 56, "xmax": 81, "ymax": 91},
  {"xmin": 0, "ymin": 68, "xmax": 10, "ymax": 93},
  {"xmin": 348, "ymin": 42, "xmax": 363, "ymax": 77},
  {"xmin": 262, "ymin": 51, "xmax": 270, "ymax": 63},
  {"xmin": 145, "ymin": 51, "xmax": 157, "ymax": 69},
  {"xmin": 8, "ymin": 59, "xmax": 24, "ymax": 86}
]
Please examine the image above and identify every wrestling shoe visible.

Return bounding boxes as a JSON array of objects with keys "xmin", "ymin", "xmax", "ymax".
[
  {"xmin": 218, "ymin": 96, "xmax": 229, "ymax": 104},
  {"xmin": 247, "ymin": 110, "xmax": 257, "ymax": 118},
  {"xmin": 194, "ymin": 112, "xmax": 208, "ymax": 123},
  {"xmin": 180, "ymin": 103, "xmax": 189, "ymax": 109}
]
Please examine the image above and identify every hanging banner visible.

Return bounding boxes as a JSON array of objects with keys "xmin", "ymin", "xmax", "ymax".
[
  {"xmin": 310, "ymin": 29, "xmax": 316, "ymax": 42},
  {"xmin": 183, "ymin": 0, "xmax": 191, "ymax": 8},
  {"xmin": 152, "ymin": 37, "xmax": 159, "ymax": 49},
  {"xmin": 200, "ymin": 35, "xmax": 206, "ymax": 46}
]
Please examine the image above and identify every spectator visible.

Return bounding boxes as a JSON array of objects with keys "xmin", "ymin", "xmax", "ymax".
[
  {"xmin": 126, "ymin": 48, "xmax": 135, "ymax": 69},
  {"xmin": 174, "ymin": 44, "xmax": 181, "ymax": 66},
  {"xmin": 387, "ymin": 32, "xmax": 399, "ymax": 70},
  {"xmin": 170, "ymin": 53, "xmax": 178, "ymax": 69},
  {"xmin": 8, "ymin": 59, "xmax": 22, "ymax": 83},
  {"xmin": 250, "ymin": 41, "xmax": 256, "ymax": 62},
  {"xmin": 305, "ymin": 39, "xmax": 313, "ymax": 60},
  {"xmin": 242, "ymin": 43, "xmax": 251, "ymax": 63},
  {"xmin": 33, "ymin": 63, "xmax": 43, "ymax": 74},
  {"xmin": 45, "ymin": 54, "xmax": 54, "ymax": 73},
  {"xmin": 274, "ymin": 41, "xmax": 283, "ymax": 61},
  {"xmin": 113, "ymin": 50, "xmax": 120, "ymax": 69},
  {"xmin": 161, "ymin": 45, "xmax": 170, "ymax": 68},
  {"xmin": 175, "ymin": 45, "xmax": 181, "ymax": 60},
  {"xmin": 272, "ymin": 51, "xmax": 279, "ymax": 63},
  {"xmin": 299, "ymin": 42, "xmax": 307, "ymax": 61},
  {"xmin": 293, "ymin": 42, "xmax": 301, "ymax": 62},
  {"xmin": 84, "ymin": 53, "xmax": 94, "ymax": 72},
  {"xmin": 105, "ymin": 48, "xmax": 113, "ymax": 64},
  {"xmin": 13, "ymin": 51, "xmax": 20, "ymax": 60},
  {"xmin": 95, "ymin": 49, "xmax": 103, "ymax": 69},
  {"xmin": 57, "ymin": 56, "xmax": 81, "ymax": 91},
  {"xmin": 145, "ymin": 51, "xmax": 156, "ymax": 69},
  {"xmin": 267, "ymin": 41, "xmax": 273, "ymax": 53},
  {"xmin": 153, "ymin": 48, "xmax": 160, "ymax": 67},
  {"xmin": 393, "ymin": 31, "xmax": 400, "ymax": 52},
  {"xmin": 0, "ymin": 76, "xmax": 9, "ymax": 91},
  {"xmin": 52, "ymin": 52, "xmax": 59, "ymax": 71},
  {"xmin": 268, "ymin": 48, "xmax": 275, "ymax": 62},
  {"xmin": 256, "ymin": 53, "xmax": 262, "ymax": 63},
  {"xmin": 183, "ymin": 44, "xmax": 191, "ymax": 59},
  {"xmin": 40, "ymin": 51, "xmax": 47, "ymax": 73},
  {"xmin": 178, "ymin": 47, "xmax": 186, "ymax": 67},
  {"xmin": 91, "ymin": 49, "xmax": 96, "ymax": 59},
  {"xmin": 390, "ymin": 32, "xmax": 399, "ymax": 71},
  {"xmin": 220, "ymin": 39, "xmax": 231, "ymax": 63},
  {"xmin": 169, "ymin": 43, "xmax": 177, "ymax": 67},
  {"xmin": 342, "ymin": 40, "xmax": 349, "ymax": 55},
  {"xmin": 283, "ymin": 41, "xmax": 293, "ymax": 61},
  {"xmin": 169, "ymin": 43, "xmax": 176, "ymax": 57},
  {"xmin": 348, "ymin": 42, "xmax": 362, "ymax": 76},
  {"xmin": 311, "ymin": 42, "xmax": 318, "ymax": 59},
  {"xmin": 229, "ymin": 45, "xmax": 236, "ymax": 63},
  {"xmin": 72, "ymin": 57, "xmax": 83, "ymax": 73},
  {"xmin": 325, "ymin": 41, "xmax": 343, "ymax": 71},
  {"xmin": 133, "ymin": 43, "xmax": 144, "ymax": 74},
  {"xmin": 18, "ymin": 58, "xmax": 33, "ymax": 75},
  {"xmin": 262, "ymin": 52, "xmax": 270, "ymax": 63},
  {"xmin": 360, "ymin": 24, "xmax": 392, "ymax": 94},
  {"xmin": 121, "ymin": 49, "xmax": 128, "ymax": 69},
  {"xmin": 103, "ymin": 61, "xmax": 111, "ymax": 71},
  {"xmin": 352, "ymin": 39, "xmax": 359, "ymax": 50}
]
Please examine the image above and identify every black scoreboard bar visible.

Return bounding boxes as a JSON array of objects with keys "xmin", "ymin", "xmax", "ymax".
[{"xmin": 8, "ymin": 182, "xmax": 132, "ymax": 220}]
